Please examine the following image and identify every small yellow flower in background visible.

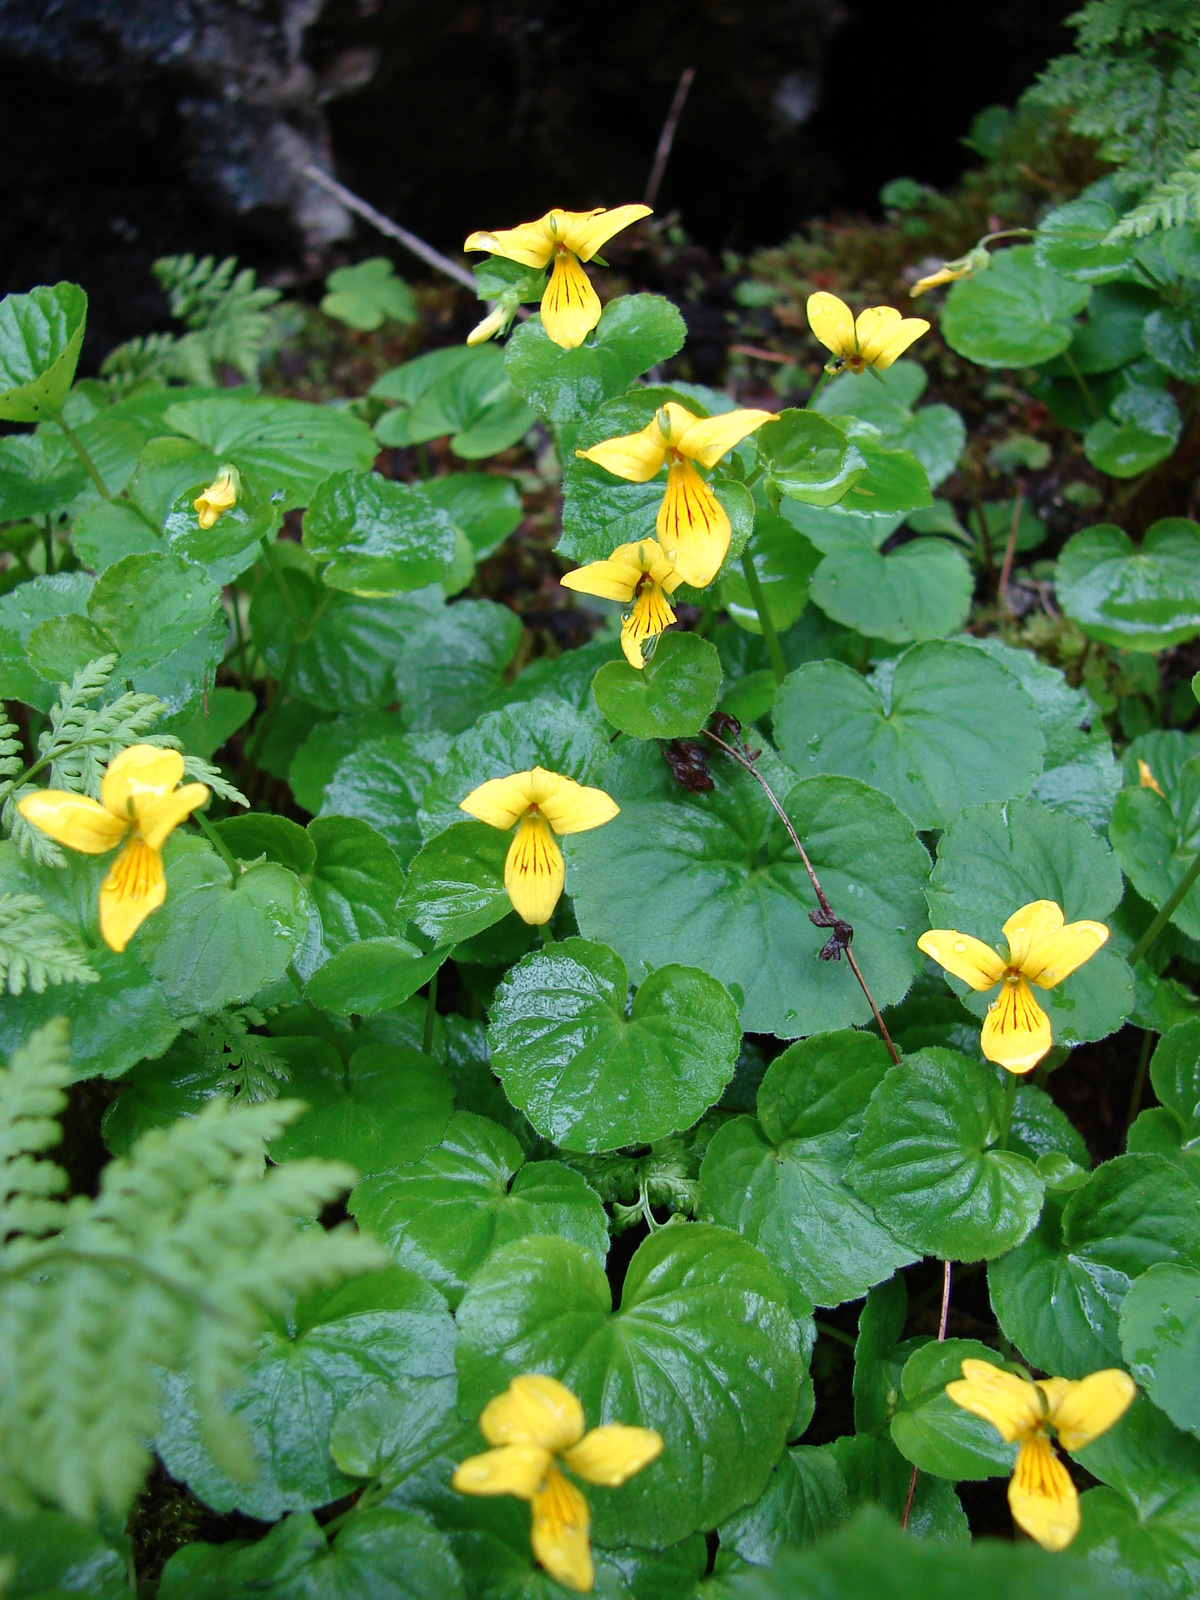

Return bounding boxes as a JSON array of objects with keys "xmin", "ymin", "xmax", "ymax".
[
  {"xmin": 946, "ymin": 1359, "xmax": 1135, "ymax": 1551},
  {"xmin": 910, "ymin": 245, "xmax": 991, "ymax": 297},
  {"xmin": 466, "ymin": 303, "xmax": 510, "ymax": 346},
  {"xmin": 806, "ymin": 291, "xmax": 929, "ymax": 374},
  {"xmin": 453, "ymin": 1373, "xmax": 663, "ymax": 1592},
  {"xmin": 918, "ymin": 899, "xmax": 1109, "ymax": 1074},
  {"xmin": 18, "ymin": 746, "xmax": 209, "ymax": 952},
  {"xmin": 193, "ymin": 465, "xmax": 240, "ymax": 530},
  {"xmin": 561, "ymin": 539, "xmax": 683, "ymax": 669},
  {"xmin": 574, "ymin": 402, "xmax": 773, "ymax": 589},
  {"xmin": 464, "ymin": 206, "xmax": 651, "ymax": 350},
  {"xmin": 1138, "ymin": 758, "xmax": 1164, "ymax": 796},
  {"xmin": 459, "ymin": 766, "xmax": 618, "ymax": 926}
]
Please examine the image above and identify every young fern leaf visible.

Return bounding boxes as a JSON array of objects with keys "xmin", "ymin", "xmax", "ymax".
[
  {"xmin": 0, "ymin": 1017, "xmax": 72, "ymax": 1243},
  {"xmin": 1108, "ymin": 149, "xmax": 1200, "ymax": 237},
  {"xmin": 0, "ymin": 1081, "xmax": 384, "ymax": 1522},
  {"xmin": 151, "ymin": 254, "xmax": 282, "ymax": 383},
  {"xmin": 37, "ymin": 656, "xmax": 168, "ymax": 797},
  {"xmin": 192, "ymin": 1009, "xmax": 290, "ymax": 1101},
  {"xmin": 0, "ymin": 894, "xmax": 98, "ymax": 996},
  {"xmin": 182, "ymin": 753, "xmax": 248, "ymax": 809}
]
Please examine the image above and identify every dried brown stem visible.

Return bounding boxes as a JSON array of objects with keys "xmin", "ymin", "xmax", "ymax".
[
  {"xmin": 701, "ymin": 725, "xmax": 900, "ymax": 1065},
  {"xmin": 644, "ymin": 67, "xmax": 696, "ymax": 210},
  {"xmin": 901, "ymin": 1261, "xmax": 952, "ymax": 1532}
]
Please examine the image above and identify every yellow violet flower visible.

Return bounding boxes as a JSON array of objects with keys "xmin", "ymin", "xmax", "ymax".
[
  {"xmin": 918, "ymin": 899, "xmax": 1109, "ymax": 1074},
  {"xmin": 560, "ymin": 538, "xmax": 683, "ymax": 669},
  {"xmin": 910, "ymin": 245, "xmax": 991, "ymax": 297},
  {"xmin": 459, "ymin": 766, "xmax": 618, "ymax": 926},
  {"xmin": 453, "ymin": 1373, "xmax": 663, "ymax": 1593},
  {"xmin": 574, "ymin": 402, "xmax": 773, "ymax": 589},
  {"xmin": 467, "ymin": 302, "xmax": 511, "ymax": 347},
  {"xmin": 17, "ymin": 745, "xmax": 209, "ymax": 953},
  {"xmin": 193, "ymin": 465, "xmax": 240, "ymax": 530},
  {"xmin": 464, "ymin": 206, "xmax": 651, "ymax": 350},
  {"xmin": 806, "ymin": 291, "xmax": 929, "ymax": 374},
  {"xmin": 946, "ymin": 1359, "xmax": 1135, "ymax": 1551}
]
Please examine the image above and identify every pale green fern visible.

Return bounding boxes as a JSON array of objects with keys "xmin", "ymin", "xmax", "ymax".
[
  {"xmin": 0, "ymin": 1020, "xmax": 384, "ymax": 1522},
  {"xmin": 0, "ymin": 895, "xmax": 98, "ymax": 995},
  {"xmin": 1108, "ymin": 148, "xmax": 1200, "ymax": 235}
]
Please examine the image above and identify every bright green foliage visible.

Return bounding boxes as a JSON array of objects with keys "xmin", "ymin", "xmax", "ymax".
[
  {"xmin": 0, "ymin": 135, "xmax": 1198, "ymax": 1593},
  {"xmin": 321, "ymin": 258, "xmax": 417, "ymax": 331},
  {"xmin": 0, "ymin": 1019, "xmax": 383, "ymax": 1521}
]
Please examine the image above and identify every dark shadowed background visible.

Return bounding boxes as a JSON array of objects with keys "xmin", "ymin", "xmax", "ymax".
[{"xmin": 0, "ymin": 0, "xmax": 1078, "ymax": 360}]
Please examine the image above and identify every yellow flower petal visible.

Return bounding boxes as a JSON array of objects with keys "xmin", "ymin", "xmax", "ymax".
[
  {"xmin": 561, "ymin": 203, "xmax": 652, "ymax": 262},
  {"xmin": 560, "ymin": 540, "xmax": 681, "ymax": 604},
  {"xmin": 945, "ymin": 1359, "xmax": 1043, "ymax": 1444},
  {"xmin": 917, "ymin": 929, "xmax": 1008, "ymax": 991},
  {"xmin": 505, "ymin": 813, "xmax": 565, "ymax": 926},
  {"xmin": 480, "ymin": 1375, "xmax": 586, "ymax": 1452},
  {"xmin": 101, "ymin": 745, "xmax": 186, "ymax": 821},
  {"xmin": 1001, "ymin": 900, "xmax": 1064, "ymax": 970},
  {"xmin": 535, "ymin": 774, "xmax": 620, "ymax": 837},
  {"xmin": 807, "ymin": 292, "xmax": 856, "ymax": 358},
  {"xmin": 464, "ymin": 217, "xmax": 555, "ymax": 268},
  {"xmin": 1023, "ymin": 923, "xmax": 1110, "ymax": 990},
  {"xmin": 138, "ymin": 782, "xmax": 209, "ymax": 853},
  {"xmin": 98, "ymin": 838, "xmax": 166, "ymax": 952},
  {"xmin": 1045, "ymin": 1370, "xmax": 1137, "ymax": 1453},
  {"xmin": 540, "ymin": 252, "xmax": 602, "ymax": 350},
  {"xmin": 1138, "ymin": 758, "xmax": 1164, "ymax": 796},
  {"xmin": 676, "ymin": 408, "xmax": 775, "ymax": 469},
  {"xmin": 467, "ymin": 304, "xmax": 509, "ymax": 346},
  {"xmin": 530, "ymin": 1466, "xmax": 594, "ymax": 1593},
  {"xmin": 656, "ymin": 456, "xmax": 730, "ymax": 588},
  {"xmin": 1008, "ymin": 1433, "xmax": 1080, "ymax": 1552},
  {"xmin": 193, "ymin": 469, "xmax": 238, "ymax": 530},
  {"xmin": 981, "ymin": 975, "xmax": 1052, "ymax": 1074},
  {"xmin": 16, "ymin": 791, "xmax": 128, "ymax": 855},
  {"xmin": 560, "ymin": 553, "xmax": 646, "ymax": 604},
  {"xmin": 460, "ymin": 772, "xmax": 539, "ymax": 831},
  {"xmin": 910, "ymin": 266, "xmax": 958, "ymax": 297},
  {"xmin": 620, "ymin": 581, "xmax": 676, "ymax": 669},
  {"xmin": 562, "ymin": 1424, "xmax": 663, "ymax": 1486},
  {"xmin": 452, "ymin": 1443, "xmax": 553, "ymax": 1500},
  {"xmin": 862, "ymin": 316, "xmax": 929, "ymax": 370},
  {"xmin": 576, "ymin": 424, "xmax": 668, "ymax": 483},
  {"xmin": 852, "ymin": 305, "xmax": 902, "ymax": 356}
]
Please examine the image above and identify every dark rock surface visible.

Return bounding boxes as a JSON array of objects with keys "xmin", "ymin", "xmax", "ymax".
[{"xmin": 0, "ymin": 0, "xmax": 1079, "ymax": 365}]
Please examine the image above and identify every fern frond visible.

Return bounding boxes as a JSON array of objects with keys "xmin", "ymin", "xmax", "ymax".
[
  {"xmin": 0, "ymin": 720, "xmax": 23, "ymax": 787},
  {"xmin": 192, "ymin": 1010, "xmax": 289, "ymax": 1101},
  {"xmin": 183, "ymin": 754, "xmax": 248, "ymax": 810},
  {"xmin": 34, "ymin": 657, "xmax": 169, "ymax": 799},
  {"xmin": 0, "ymin": 1092, "xmax": 383, "ymax": 1521},
  {"xmin": 152, "ymin": 255, "xmax": 282, "ymax": 383},
  {"xmin": 3, "ymin": 790, "xmax": 66, "ymax": 868},
  {"xmin": 0, "ymin": 1018, "xmax": 72, "ymax": 1242},
  {"xmin": 1108, "ymin": 149, "xmax": 1200, "ymax": 236},
  {"xmin": 0, "ymin": 895, "xmax": 98, "ymax": 996}
]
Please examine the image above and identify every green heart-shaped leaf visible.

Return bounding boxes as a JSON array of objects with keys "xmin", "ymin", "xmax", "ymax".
[
  {"xmin": 1057, "ymin": 520, "xmax": 1200, "ymax": 651},
  {"xmin": 352, "ymin": 1110, "xmax": 609, "ymax": 1308},
  {"xmin": 0, "ymin": 283, "xmax": 88, "ymax": 421},
  {"xmin": 454, "ymin": 1226, "xmax": 805, "ymax": 1546},
  {"xmin": 592, "ymin": 632, "xmax": 723, "ymax": 739},
  {"xmin": 487, "ymin": 938, "xmax": 741, "ymax": 1151},
  {"xmin": 303, "ymin": 470, "xmax": 457, "ymax": 596},
  {"xmin": 848, "ymin": 1047, "xmax": 1045, "ymax": 1261},
  {"xmin": 773, "ymin": 641, "xmax": 1045, "ymax": 829}
]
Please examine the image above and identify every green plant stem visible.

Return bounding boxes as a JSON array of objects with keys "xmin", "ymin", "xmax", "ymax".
[
  {"xmin": 804, "ymin": 370, "xmax": 831, "ymax": 411},
  {"xmin": 539, "ymin": 921, "xmax": 557, "ymax": 945},
  {"xmin": 422, "ymin": 967, "xmax": 439, "ymax": 1057},
  {"xmin": 230, "ymin": 585, "xmax": 252, "ymax": 691},
  {"xmin": 240, "ymin": 640, "xmax": 297, "ymax": 781},
  {"xmin": 41, "ymin": 517, "xmax": 54, "ymax": 575},
  {"xmin": 193, "ymin": 809, "xmax": 241, "ymax": 876},
  {"xmin": 50, "ymin": 413, "xmax": 111, "ymax": 500},
  {"xmin": 740, "ymin": 549, "xmax": 786, "ymax": 684},
  {"xmin": 997, "ymin": 1070, "xmax": 1018, "ymax": 1151},
  {"xmin": 1128, "ymin": 852, "xmax": 1200, "ymax": 966},
  {"xmin": 1062, "ymin": 351, "xmax": 1099, "ymax": 421},
  {"xmin": 814, "ymin": 1319, "xmax": 857, "ymax": 1350},
  {"xmin": 1125, "ymin": 1028, "xmax": 1155, "ymax": 1134}
]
